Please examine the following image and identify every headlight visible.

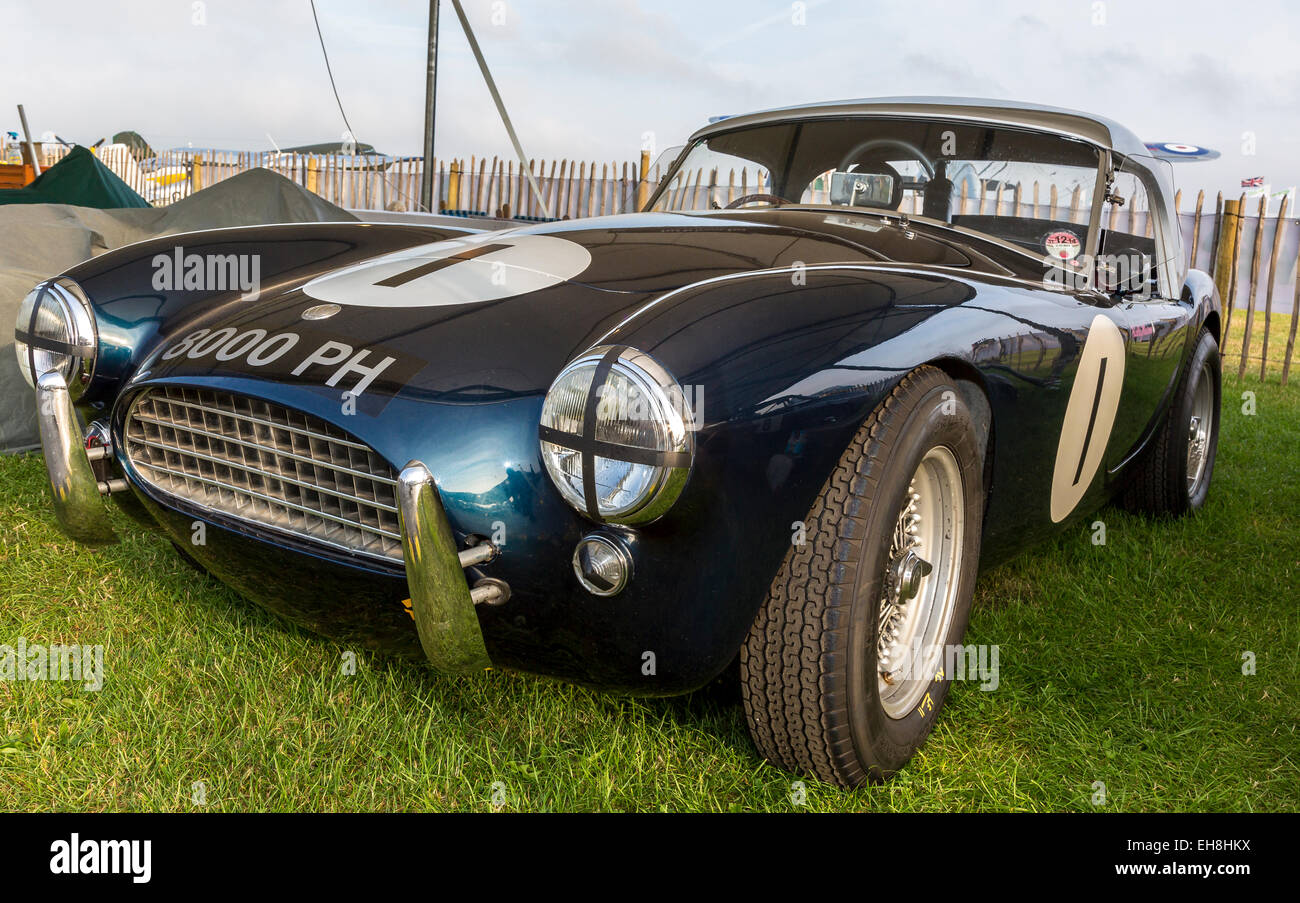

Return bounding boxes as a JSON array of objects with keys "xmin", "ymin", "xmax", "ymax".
[
  {"xmin": 14, "ymin": 278, "xmax": 97, "ymax": 398},
  {"xmin": 539, "ymin": 345, "xmax": 694, "ymax": 524}
]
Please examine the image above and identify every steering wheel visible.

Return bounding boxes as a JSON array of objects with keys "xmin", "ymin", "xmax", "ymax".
[
  {"xmin": 724, "ymin": 193, "xmax": 791, "ymax": 210},
  {"xmin": 838, "ymin": 138, "xmax": 935, "ymax": 180},
  {"xmin": 1097, "ymin": 244, "xmax": 1158, "ymax": 294}
]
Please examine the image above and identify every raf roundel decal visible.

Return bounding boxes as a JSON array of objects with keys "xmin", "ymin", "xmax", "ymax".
[
  {"xmin": 302, "ymin": 233, "xmax": 592, "ymax": 308},
  {"xmin": 1050, "ymin": 314, "xmax": 1126, "ymax": 523},
  {"xmin": 1143, "ymin": 141, "xmax": 1221, "ymax": 161}
]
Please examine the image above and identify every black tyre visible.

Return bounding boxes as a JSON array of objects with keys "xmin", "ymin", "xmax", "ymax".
[
  {"xmin": 740, "ymin": 366, "xmax": 985, "ymax": 787},
  {"xmin": 1121, "ymin": 327, "xmax": 1221, "ymax": 516}
]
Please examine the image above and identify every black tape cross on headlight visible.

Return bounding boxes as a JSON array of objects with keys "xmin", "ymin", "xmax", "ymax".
[{"xmin": 537, "ymin": 345, "xmax": 691, "ymax": 522}]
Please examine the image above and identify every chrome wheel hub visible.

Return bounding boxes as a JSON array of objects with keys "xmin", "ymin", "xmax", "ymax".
[
  {"xmin": 892, "ymin": 548, "xmax": 933, "ymax": 604},
  {"xmin": 876, "ymin": 446, "xmax": 965, "ymax": 719}
]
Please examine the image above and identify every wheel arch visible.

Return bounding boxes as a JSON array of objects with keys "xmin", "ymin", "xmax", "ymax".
[
  {"xmin": 1203, "ymin": 309, "xmax": 1221, "ymax": 346},
  {"xmin": 927, "ymin": 356, "xmax": 995, "ymax": 509}
]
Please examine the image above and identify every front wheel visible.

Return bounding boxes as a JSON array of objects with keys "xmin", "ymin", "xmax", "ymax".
[{"xmin": 740, "ymin": 367, "xmax": 985, "ymax": 786}]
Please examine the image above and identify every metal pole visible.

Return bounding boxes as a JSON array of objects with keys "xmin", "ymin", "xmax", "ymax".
[
  {"xmin": 449, "ymin": 0, "xmax": 552, "ymax": 219},
  {"xmin": 419, "ymin": 0, "xmax": 439, "ymax": 212},
  {"xmin": 17, "ymin": 104, "xmax": 41, "ymax": 176}
]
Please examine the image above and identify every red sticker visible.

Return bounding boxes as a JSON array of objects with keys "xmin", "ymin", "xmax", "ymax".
[{"xmin": 1045, "ymin": 230, "xmax": 1081, "ymax": 261}]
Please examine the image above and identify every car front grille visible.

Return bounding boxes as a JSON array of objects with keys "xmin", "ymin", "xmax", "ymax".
[{"xmin": 123, "ymin": 386, "xmax": 403, "ymax": 563}]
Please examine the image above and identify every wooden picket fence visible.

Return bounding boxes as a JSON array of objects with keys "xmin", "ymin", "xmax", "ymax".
[
  {"xmin": 33, "ymin": 143, "xmax": 1300, "ymax": 384},
  {"xmin": 189, "ymin": 151, "xmax": 651, "ymax": 221},
  {"xmin": 34, "ymin": 144, "xmax": 652, "ymax": 218},
  {"xmin": 1195, "ymin": 192, "xmax": 1300, "ymax": 386}
]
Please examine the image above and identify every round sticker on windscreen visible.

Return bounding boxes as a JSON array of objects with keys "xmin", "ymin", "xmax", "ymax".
[{"xmin": 1045, "ymin": 230, "xmax": 1081, "ymax": 261}]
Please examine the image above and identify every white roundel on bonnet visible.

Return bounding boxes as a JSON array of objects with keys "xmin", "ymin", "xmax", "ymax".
[
  {"xmin": 1050, "ymin": 314, "xmax": 1127, "ymax": 523},
  {"xmin": 301, "ymin": 233, "xmax": 592, "ymax": 308}
]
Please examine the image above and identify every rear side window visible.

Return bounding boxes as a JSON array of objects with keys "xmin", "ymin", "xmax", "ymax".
[{"xmin": 1098, "ymin": 162, "xmax": 1160, "ymax": 295}]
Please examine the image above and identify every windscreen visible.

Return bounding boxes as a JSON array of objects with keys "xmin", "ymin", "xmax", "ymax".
[
  {"xmin": 649, "ymin": 117, "xmax": 1103, "ymax": 259},
  {"xmin": 628, "ymin": 145, "xmax": 685, "ymax": 213}
]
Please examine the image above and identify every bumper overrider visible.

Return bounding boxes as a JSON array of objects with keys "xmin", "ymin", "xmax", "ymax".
[
  {"xmin": 32, "ymin": 372, "xmax": 502, "ymax": 674},
  {"xmin": 35, "ymin": 372, "xmax": 122, "ymax": 546}
]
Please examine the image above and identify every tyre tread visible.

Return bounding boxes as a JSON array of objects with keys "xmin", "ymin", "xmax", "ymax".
[{"xmin": 739, "ymin": 366, "xmax": 951, "ymax": 787}]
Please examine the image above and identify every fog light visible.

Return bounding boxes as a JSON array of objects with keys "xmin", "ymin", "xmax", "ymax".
[{"xmin": 573, "ymin": 534, "xmax": 632, "ymax": 597}]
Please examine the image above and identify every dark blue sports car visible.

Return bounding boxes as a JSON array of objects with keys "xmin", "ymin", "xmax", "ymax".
[{"xmin": 16, "ymin": 98, "xmax": 1222, "ymax": 786}]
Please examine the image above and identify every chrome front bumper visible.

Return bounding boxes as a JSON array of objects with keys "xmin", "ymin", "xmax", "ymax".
[
  {"xmin": 34, "ymin": 373, "xmax": 504, "ymax": 674},
  {"xmin": 396, "ymin": 462, "xmax": 506, "ymax": 673},
  {"xmin": 35, "ymin": 371, "xmax": 120, "ymax": 546}
]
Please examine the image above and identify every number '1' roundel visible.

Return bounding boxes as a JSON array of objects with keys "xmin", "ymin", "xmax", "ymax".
[{"xmin": 1050, "ymin": 314, "xmax": 1126, "ymax": 523}]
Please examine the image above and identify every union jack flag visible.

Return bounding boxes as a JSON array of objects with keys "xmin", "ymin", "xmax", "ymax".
[{"xmin": 1242, "ymin": 177, "xmax": 1265, "ymax": 187}]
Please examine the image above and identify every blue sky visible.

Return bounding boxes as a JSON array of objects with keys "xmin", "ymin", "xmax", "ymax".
[{"xmin": 3, "ymin": 0, "xmax": 1297, "ymax": 198}]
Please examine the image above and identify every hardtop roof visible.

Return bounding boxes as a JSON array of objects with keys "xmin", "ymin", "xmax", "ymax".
[{"xmin": 691, "ymin": 96, "xmax": 1150, "ymax": 159}]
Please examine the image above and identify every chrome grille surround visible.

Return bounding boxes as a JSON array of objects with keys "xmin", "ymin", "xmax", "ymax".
[{"xmin": 124, "ymin": 386, "xmax": 403, "ymax": 563}]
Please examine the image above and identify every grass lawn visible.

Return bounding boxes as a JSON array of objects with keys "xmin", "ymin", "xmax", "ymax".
[{"xmin": 1, "ymin": 317, "xmax": 1296, "ymax": 812}]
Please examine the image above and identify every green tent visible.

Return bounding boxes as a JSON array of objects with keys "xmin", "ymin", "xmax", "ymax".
[
  {"xmin": 111, "ymin": 130, "xmax": 155, "ymax": 162},
  {"xmin": 0, "ymin": 146, "xmax": 150, "ymax": 208}
]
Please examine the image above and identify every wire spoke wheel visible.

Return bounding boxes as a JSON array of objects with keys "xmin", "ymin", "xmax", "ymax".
[
  {"xmin": 1121, "ymin": 327, "xmax": 1220, "ymax": 517},
  {"xmin": 876, "ymin": 446, "xmax": 965, "ymax": 719},
  {"xmin": 1186, "ymin": 359, "xmax": 1215, "ymax": 496},
  {"xmin": 740, "ymin": 366, "xmax": 983, "ymax": 786}
]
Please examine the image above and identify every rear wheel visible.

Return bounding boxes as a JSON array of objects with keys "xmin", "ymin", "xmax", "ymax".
[
  {"xmin": 740, "ymin": 366, "xmax": 984, "ymax": 786},
  {"xmin": 1122, "ymin": 327, "xmax": 1221, "ymax": 515}
]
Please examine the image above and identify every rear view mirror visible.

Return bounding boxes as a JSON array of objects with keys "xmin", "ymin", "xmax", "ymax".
[{"xmin": 829, "ymin": 171, "xmax": 896, "ymax": 208}]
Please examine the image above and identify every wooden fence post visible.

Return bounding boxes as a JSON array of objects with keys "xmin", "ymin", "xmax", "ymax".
[
  {"xmin": 1283, "ymin": 237, "xmax": 1300, "ymax": 386},
  {"xmin": 306, "ymin": 157, "xmax": 319, "ymax": 195},
  {"xmin": 192, "ymin": 154, "xmax": 204, "ymax": 193},
  {"xmin": 1189, "ymin": 189, "xmax": 1205, "ymax": 267},
  {"xmin": 549, "ymin": 159, "xmax": 561, "ymax": 216},
  {"xmin": 1259, "ymin": 194, "xmax": 1288, "ymax": 380},
  {"xmin": 635, "ymin": 150, "xmax": 650, "ymax": 212},
  {"xmin": 475, "ymin": 156, "xmax": 488, "ymax": 213},
  {"xmin": 1214, "ymin": 197, "xmax": 1241, "ymax": 327},
  {"xmin": 448, "ymin": 159, "xmax": 461, "ymax": 212},
  {"xmin": 1237, "ymin": 195, "xmax": 1269, "ymax": 380},
  {"xmin": 1208, "ymin": 192, "xmax": 1224, "ymax": 273}
]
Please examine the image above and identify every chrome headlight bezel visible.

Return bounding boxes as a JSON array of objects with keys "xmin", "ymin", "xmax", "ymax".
[
  {"xmin": 14, "ymin": 278, "xmax": 98, "ymax": 400},
  {"xmin": 539, "ymin": 345, "xmax": 695, "ymax": 525}
]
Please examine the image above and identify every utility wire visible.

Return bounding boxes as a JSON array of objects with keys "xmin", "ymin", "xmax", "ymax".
[
  {"xmin": 309, "ymin": 0, "xmax": 356, "ymax": 144},
  {"xmin": 449, "ymin": 0, "xmax": 551, "ymax": 218}
]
